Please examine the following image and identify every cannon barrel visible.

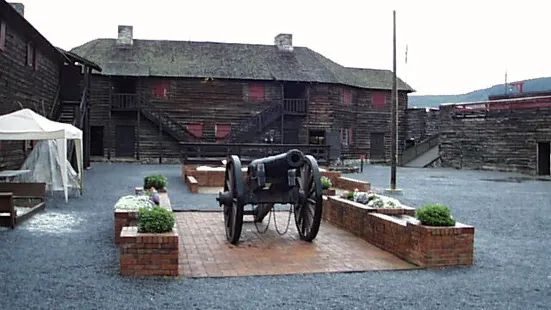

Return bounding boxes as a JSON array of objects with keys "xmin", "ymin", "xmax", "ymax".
[{"xmin": 248, "ymin": 149, "xmax": 304, "ymax": 186}]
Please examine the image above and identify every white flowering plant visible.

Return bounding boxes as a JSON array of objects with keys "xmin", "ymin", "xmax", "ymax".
[
  {"xmin": 114, "ymin": 195, "xmax": 154, "ymax": 211},
  {"xmin": 340, "ymin": 188, "xmax": 403, "ymax": 209}
]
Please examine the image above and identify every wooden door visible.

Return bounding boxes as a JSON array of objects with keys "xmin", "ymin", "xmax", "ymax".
[
  {"xmin": 90, "ymin": 126, "xmax": 104, "ymax": 156},
  {"xmin": 325, "ymin": 131, "xmax": 341, "ymax": 160},
  {"xmin": 115, "ymin": 126, "xmax": 135, "ymax": 157},
  {"xmin": 370, "ymin": 133, "xmax": 385, "ymax": 160},
  {"xmin": 537, "ymin": 142, "xmax": 550, "ymax": 175}
]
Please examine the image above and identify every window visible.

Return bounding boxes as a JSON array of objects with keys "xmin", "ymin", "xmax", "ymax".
[
  {"xmin": 249, "ymin": 84, "xmax": 265, "ymax": 101},
  {"xmin": 0, "ymin": 21, "xmax": 6, "ymax": 51},
  {"xmin": 152, "ymin": 81, "xmax": 170, "ymax": 99},
  {"xmin": 26, "ymin": 42, "xmax": 35, "ymax": 67},
  {"xmin": 372, "ymin": 92, "xmax": 387, "ymax": 108},
  {"xmin": 186, "ymin": 123, "xmax": 204, "ymax": 138},
  {"xmin": 215, "ymin": 124, "xmax": 231, "ymax": 142},
  {"xmin": 343, "ymin": 88, "xmax": 352, "ymax": 105},
  {"xmin": 340, "ymin": 128, "xmax": 353, "ymax": 146}
]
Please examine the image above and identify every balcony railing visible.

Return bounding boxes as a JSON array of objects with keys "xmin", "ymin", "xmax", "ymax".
[
  {"xmin": 110, "ymin": 93, "xmax": 139, "ymax": 110},
  {"xmin": 283, "ymin": 99, "xmax": 307, "ymax": 115}
]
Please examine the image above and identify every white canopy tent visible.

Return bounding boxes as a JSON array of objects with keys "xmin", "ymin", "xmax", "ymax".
[{"xmin": 0, "ymin": 108, "xmax": 83, "ymax": 202}]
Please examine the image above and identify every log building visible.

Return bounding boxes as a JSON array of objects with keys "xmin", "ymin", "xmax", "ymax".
[
  {"xmin": 0, "ymin": 1, "xmax": 100, "ymax": 170},
  {"xmin": 69, "ymin": 25, "xmax": 414, "ymax": 163}
]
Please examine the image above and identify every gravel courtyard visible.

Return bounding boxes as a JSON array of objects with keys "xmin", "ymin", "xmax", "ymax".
[{"xmin": 0, "ymin": 162, "xmax": 549, "ymax": 310}]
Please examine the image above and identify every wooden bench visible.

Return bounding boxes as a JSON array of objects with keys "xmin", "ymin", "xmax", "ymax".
[
  {"xmin": 0, "ymin": 182, "xmax": 46, "ymax": 228},
  {"xmin": 0, "ymin": 182, "xmax": 47, "ymax": 200},
  {"xmin": 0, "ymin": 193, "xmax": 15, "ymax": 229},
  {"xmin": 187, "ymin": 176, "xmax": 198, "ymax": 193}
]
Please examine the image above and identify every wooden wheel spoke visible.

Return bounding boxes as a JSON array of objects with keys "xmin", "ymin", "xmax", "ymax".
[{"xmin": 293, "ymin": 155, "xmax": 323, "ymax": 242}]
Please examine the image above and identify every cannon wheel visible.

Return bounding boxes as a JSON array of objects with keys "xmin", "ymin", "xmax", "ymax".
[
  {"xmin": 223, "ymin": 155, "xmax": 245, "ymax": 245},
  {"xmin": 294, "ymin": 155, "xmax": 323, "ymax": 242}
]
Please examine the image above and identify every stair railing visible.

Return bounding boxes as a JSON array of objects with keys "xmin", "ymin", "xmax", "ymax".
[
  {"xmin": 138, "ymin": 96, "xmax": 195, "ymax": 141},
  {"xmin": 231, "ymin": 101, "xmax": 283, "ymax": 142},
  {"xmin": 399, "ymin": 133, "xmax": 440, "ymax": 166}
]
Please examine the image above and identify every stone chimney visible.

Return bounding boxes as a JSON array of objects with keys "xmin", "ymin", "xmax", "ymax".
[
  {"xmin": 9, "ymin": 3, "xmax": 25, "ymax": 16},
  {"xmin": 274, "ymin": 33, "xmax": 293, "ymax": 51},
  {"xmin": 117, "ymin": 25, "xmax": 133, "ymax": 47}
]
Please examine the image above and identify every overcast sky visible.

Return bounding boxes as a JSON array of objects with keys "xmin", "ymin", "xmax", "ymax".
[{"xmin": 19, "ymin": 0, "xmax": 551, "ymax": 95}]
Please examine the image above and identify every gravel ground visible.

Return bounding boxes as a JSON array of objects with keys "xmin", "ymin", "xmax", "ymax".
[{"xmin": 0, "ymin": 162, "xmax": 550, "ymax": 310}]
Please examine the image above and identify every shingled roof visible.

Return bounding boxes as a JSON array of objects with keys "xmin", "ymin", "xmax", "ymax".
[{"xmin": 70, "ymin": 36, "xmax": 414, "ymax": 92}]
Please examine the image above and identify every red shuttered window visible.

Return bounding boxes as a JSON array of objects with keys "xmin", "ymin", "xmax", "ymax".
[
  {"xmin": 343, "ymin": 88, "xmax": 351, "ymax": 105},
  {"xmin": 153, "ymin": 81, "xmax": 170, "ymax": 99},
  {"xmin": 372, "ymin": 92, "xmax": 387, "ymax": 108},
  {"xmin": 186, "ymin": 123, "xmax": 204, "ymax": 137},
  {"xmin": 215, "ymin": 124, "xmax": 231, "ymax": 141},
  {"xmin": 249, "ymin": 84, "xmax": 265, "ymax": 101}
]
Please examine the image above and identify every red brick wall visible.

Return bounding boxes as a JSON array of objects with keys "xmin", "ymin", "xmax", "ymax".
[
  {"xmin": 334, "ymin": 176, "xmax": 371, "ymax": 192},
  {"xmin": 114, "ymin": 210, "xmax": 138, "ymax": 244},
  {"xmin": 323, "ymin": 196, "xmax": 475, "ymax": 268},
  {"xmin": 119, "ymin": 226, "xmax": 180, "ymax": 276}
]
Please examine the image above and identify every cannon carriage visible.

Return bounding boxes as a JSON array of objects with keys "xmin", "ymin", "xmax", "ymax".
[{"xmin": 216, "ymin": 149, "xmax": 324, "ymax": 244}]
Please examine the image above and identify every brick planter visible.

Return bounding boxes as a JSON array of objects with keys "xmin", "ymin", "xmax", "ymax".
[
  {"xmin": 114, "ymin": 192, "xmax": 172, "ymax": 244},
  {"xmin": 322, "ymin": 197, "xmax": 475, "ymax": 268},
  {"xmin": 182, "ymin": 164, "xmax": 247, "ymax": 188},
  {"xmin": 323, "ymin": 188, "xmax": 336, "ymax": 196},
  {"xmin": 334, "ymin": 176, "xmax": 371, "ymax": 192},
  {"xmin": 119, "ymin": 226, "xmax": 179, "ymax": 276},
  {"xmin": 183, "ymin": 164, "xmax": 344, "ymax": 192},
  {"xmin": 326, "ymin": 196, "xmax": 416, "ymax": 217}
]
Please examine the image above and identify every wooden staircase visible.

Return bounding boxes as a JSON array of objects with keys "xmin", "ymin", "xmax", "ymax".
[
  {"xmin": 57, "ymin": 101, "xmax": 78, "ymax": 124},
  {"xmin": 110, "ymin": 95, "xmax": 307, "ymax": 144},
  {"xmin": 230, "ymin": 101, "xmax": 283, "ymax": 143},
  {"xmin": 138, "ymin": 97, "xmax": 194, "ymax": 142},
  {"xmin": 230, "ymin": 99, "xmax": 307, "ymax": 143}
]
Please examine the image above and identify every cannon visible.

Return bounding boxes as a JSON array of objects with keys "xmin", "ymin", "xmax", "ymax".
[{"xmin": 216, "ymin": 149, "xmax": 323, "ymax": 244}]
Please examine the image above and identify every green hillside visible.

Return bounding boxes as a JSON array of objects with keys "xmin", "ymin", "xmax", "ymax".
[{"xmin": 408, "ymin": 76, "xmax": 551, "ymax": 108}]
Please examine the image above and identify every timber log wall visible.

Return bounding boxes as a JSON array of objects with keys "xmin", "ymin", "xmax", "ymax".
[
  {"xmin": 88, "ymin": 75, "xmax": 411, "ymax": 163},
  {"xmin": 439, "ymin": 103, "xmax": 551, "ymax": 174},
  {"xmin": 0, "ymin": 14, "xmax": 61, "ymax": 170}
]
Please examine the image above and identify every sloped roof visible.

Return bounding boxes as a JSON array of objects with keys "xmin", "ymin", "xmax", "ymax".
[{"xmin": 70, "ymin": 38, "xmax": 414, "ymax": 92}]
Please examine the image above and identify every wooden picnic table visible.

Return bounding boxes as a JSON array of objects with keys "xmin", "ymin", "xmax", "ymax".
[{"xmin": 0, "ymin": 170, "xmax": 31, "ymax": 182}]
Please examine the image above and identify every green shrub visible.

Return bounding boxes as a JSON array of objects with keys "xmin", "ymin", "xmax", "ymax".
[
  {"xmin": 321, "ymin": 176, "xmax": 332, "ymax": 190},
  {"xmin": 144, "ymin": 174, "xmax": 168, "ymax": 191},
  {"xmin": 415, "ymin": 203, "xmax": 456, "ymax": 226},
  {"xmin": 346, "ymin": 191, "xmax": 355, "ymax": 200},
  {"xmin": 138, "ymin": 206, "xmax": 176, "ymax": 233}
]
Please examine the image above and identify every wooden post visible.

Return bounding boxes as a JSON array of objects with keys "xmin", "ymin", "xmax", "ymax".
[
  {"xmin": 390, "ymin": 10, "xmax": 398, "ymax": 190},
  {"xmin": 137, "ymin": 110, "xmax": 140, "ymax": 161},
  {"xmin": 107, "ymin": 77, "xmax": 112, "ymax": 160},
  {"xmin": 84, "ymin": 67, "xmax": 92, "ymax": 168},
  {"xmin": 158, "ymin": 118, "xmax": 162, "ymax": 164}
]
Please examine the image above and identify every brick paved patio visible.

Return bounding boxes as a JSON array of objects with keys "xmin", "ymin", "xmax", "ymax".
[{"xmin": 176, "ymin": 211, "xmax": 416, "ymax": 277}]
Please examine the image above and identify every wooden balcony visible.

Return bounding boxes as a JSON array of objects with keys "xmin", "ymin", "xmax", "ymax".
[
  {"xmin": 283, "ymin": 99, "xmax": 307, "ymax": 115},
  {"xmin": 110, "ymin": 93, "xmax": 139, "ymax": 111}
]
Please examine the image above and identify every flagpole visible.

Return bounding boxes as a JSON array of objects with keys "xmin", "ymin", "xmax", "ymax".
[{"xmin": 386, "ymin": 10, "xmax": 402, "ymax": 195}]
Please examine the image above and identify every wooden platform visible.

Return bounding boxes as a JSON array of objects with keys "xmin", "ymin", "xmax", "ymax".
[{"xmin": 176, "ymin": 211, "xmax": 416, "ymax": 277}]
